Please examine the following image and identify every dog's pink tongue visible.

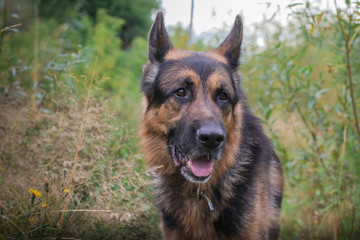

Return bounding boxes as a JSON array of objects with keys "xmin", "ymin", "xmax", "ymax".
[{"xmin": 190, "ymin": 156, "xmax": 213, "ymax": 177}]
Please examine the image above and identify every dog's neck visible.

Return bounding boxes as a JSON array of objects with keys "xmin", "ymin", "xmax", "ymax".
[{"xmin": 189, "ymin": 184, "xmax": 214, "ymax": 211}]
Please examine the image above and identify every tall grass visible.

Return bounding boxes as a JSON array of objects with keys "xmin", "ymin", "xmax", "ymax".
[
  {"xmin": 241, "ymin": 1, "xmax": 360, "ymax": 239},
  {"xmin": 0, "ymin": 82, "xmax": 159, "ymax": 239},
  {"xmin": 0, "ymin": 6, "xmax": 160, "ymax": 237},
  {"xmin": 57, "ymin": 53, "xmax": 97, "ymax": 234}
]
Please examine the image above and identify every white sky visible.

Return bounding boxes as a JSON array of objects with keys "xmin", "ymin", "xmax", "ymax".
[
  {"xmin": 160, "ymin": 0, "xmax": 342, "ymax": 34},
  {"xmin": 161, "ymin": 0, "xmax": 294, "ymax": 34}
]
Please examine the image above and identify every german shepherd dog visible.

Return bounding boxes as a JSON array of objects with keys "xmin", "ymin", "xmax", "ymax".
[{"xmin": 140, "ymin": 12, "xmax": 284, "ymax": 240}]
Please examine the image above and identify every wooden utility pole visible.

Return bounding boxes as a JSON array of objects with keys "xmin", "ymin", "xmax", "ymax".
[{"xmin": 189, "ymin": 0, "xmax": 194, "ymax": 40}]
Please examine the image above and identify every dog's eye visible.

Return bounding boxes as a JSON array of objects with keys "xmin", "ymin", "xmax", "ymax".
[
  {"xmin": 175, "ymin": 88, "xmax": 187, "ymax": 97},
  {"xmin": 218, "ymin": 92, "xmax": 228, "ymax": 102}
]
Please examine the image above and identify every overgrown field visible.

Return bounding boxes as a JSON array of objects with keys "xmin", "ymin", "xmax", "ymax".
[{"xmin": 1, "ymin": 0, "xmax": 359, "ymax": 239}]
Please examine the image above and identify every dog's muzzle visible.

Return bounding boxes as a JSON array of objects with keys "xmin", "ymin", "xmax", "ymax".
[{"xmin": 169, "ymin": 123, "xmax": 226, "ymax": 183}]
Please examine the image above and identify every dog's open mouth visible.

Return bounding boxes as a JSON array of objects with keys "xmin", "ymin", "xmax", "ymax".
[{"xmin": 170, "ymin": 145, "xmax": 214, "ymax": 182}]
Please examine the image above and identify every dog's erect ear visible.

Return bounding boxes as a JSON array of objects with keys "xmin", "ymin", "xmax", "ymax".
[
  {"xmin": 215, "ymin": 15, "xmax": 243, "ymax": 69},
  {"xmin": 148, "ymin": 11, "xmax": 173, "ymax": 63}
]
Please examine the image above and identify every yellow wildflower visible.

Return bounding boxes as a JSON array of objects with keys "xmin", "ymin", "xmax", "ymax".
[
  {"xmin": 64, "ymin": 189, "xmax": 70, "ymax": 193},
  {"xmin": 28, "ymin": 188, "xmax": 42, "ymax": 198},
  {"xmin": 28, "ymin": 217, "xmax": 34, "ymax": 222},
  {"xmin": 42, "ymin": 203, "xmax": 47, "ymax": 208}
]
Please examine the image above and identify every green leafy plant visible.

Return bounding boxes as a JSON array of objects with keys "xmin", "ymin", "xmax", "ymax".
[{"xmin": 241, "ymin": 1, "xmax": 359, "ymax": 239}]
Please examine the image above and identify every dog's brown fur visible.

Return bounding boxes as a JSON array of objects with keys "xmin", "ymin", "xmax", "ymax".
[{"xmin": 140, "ymin": 12, "xmax": 283, "ymax": 240}]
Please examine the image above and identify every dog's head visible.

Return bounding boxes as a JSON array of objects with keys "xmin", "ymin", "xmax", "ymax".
[{"xmin": 140, "ymin": 12, "xmax": 243, "ymax": 183}]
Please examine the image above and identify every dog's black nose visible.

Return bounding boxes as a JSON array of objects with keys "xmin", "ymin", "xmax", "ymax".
[{"xmin": 197, "ymin": 124, "xmax": 225, "ymax": 149}]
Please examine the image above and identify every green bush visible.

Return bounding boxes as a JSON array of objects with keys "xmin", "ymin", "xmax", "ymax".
[
  {"xmin": 241, "ymin": 1, "xmax": 360, "ymax": 239},
  {"xmin": 0, "ymin": 2, "xmax": 158, "ymax": 239}
]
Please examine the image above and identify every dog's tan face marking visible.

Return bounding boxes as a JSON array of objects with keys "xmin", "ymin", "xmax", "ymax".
[
  {"xmin": 158, "ymin": 68, "xmax": 201, "ymax": 94},
  {"xmin": 208, "ymin": 70, "xmax": 233, "ymax": 91},
  {"xmin": 165, "ymin": 48, "xmax": 228, "ymax": 65},
  {"xmin": 205, "ymin": 51, "xmax": 229, "ymax": 65},
  {"xmin": 165, "ymin": 48, "xmax": 193, "ymax": 60}
]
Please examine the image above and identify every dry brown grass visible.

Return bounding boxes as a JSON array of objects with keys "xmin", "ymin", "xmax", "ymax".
[{"xmin": 0, "ymin": 92, "xmax": 160, "ymax": 239}]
